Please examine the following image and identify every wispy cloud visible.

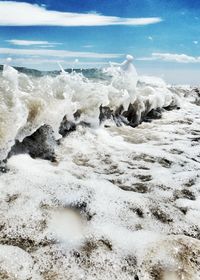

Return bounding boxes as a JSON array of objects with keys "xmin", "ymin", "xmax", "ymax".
[
  {"xmin": 137, "ymin": 52, "xmax": 200, "ymax": 63},
  {"xmin": 6, "ymin": 39, "xmax": 62, "ymax": 46},
  {"xmin": 137, "ymin": 56, "xmax": 156, "ymax": 61},
  {"xmin": 0, "ymin": 1, "xmax": 162, "ymax": 27},
  {"xmin": 38, "ymin": 45, "xmax": 60, "ymax": 48},
  {"xmin": 5, "ymin": 58, "xmax": 65, "ymax": 64},
  {"xmin": 193, "ymin": 40, "xmax": 198, "ymax": 45},
  {"xmin": 83, "ymin": 45, "xmax": 94, "ymax": 48},
  {"xmin": 153, "ymin": 53, "xmax": 200, "ymax": 63},
  {"xmin": 0, "ymin": 47, "xmax": 121, "ymax": 59}
]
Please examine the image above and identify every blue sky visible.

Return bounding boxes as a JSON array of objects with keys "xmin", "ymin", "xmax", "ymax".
[{"xmin": 0, "ymin": 0, "xmax": 200, "ymax": 84}]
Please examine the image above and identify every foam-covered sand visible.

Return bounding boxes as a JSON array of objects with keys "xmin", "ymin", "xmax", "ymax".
[{"xmin": 0, "ymin": 64, "xmax": 200, "ymax": 279}]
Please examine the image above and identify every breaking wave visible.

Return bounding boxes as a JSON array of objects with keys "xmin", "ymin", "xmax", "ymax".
[
  {"xmin": 0, "ymin": 62, "xmax": 181, "ymax": 161},
  {"xmin": 1, "ymin": 59, "xmax": 200, "ymax": 279}
]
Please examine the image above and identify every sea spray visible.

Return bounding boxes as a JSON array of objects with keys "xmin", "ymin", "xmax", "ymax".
[
  {"xmin": 0, "ymin": 64, "xmax": 200, "ymax": 279},
  {"xmin": 0, "ymin": 64, "xmax": 181, "ymax": 161}
]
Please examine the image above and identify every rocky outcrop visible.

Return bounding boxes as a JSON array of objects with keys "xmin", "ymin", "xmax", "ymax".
[
  {"xmin": 0, "ymin": 159, "xmax": 9, "ymax": 174},
  {"xmin": 9, "ymin": 125, "xmax": 57, "ymax": 162},
  {"xmin": 192, "ymin": 87, "xmax": 200, "ymax": 105},
  {"xmin": 59, "ymin": 116, "xmax": 76, "ymax": 137},
  {"xmin": 99, "ymin": 101, "xmax": 179, "ymax": 128},
  {"xmin": 1, "ymin": 97, "xmax": 182, "ymax": 167}
]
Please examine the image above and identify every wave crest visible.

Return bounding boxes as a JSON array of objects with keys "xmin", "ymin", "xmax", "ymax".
[{"xmin": 0, "ymin": 65, "xmax": 182, "ymax": 161}]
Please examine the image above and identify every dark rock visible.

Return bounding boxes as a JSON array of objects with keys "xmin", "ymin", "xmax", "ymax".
[
  {"xmin": 99, "ymin": 104, "xmax": 125, "ymax": 126},
  {"xmin": 182, "ymin": 189, "xmax": 196, "ymax": 200},
  {"xmin": 183, "ymin": 225, "xmax": 200, "ymax": 240},
  {"xmin": 113, "ymin": 115, "xmax": 129, "ymax": 127},
  {"xmin": 135, "ymin": 174, "xmax": 152, "ymax": 182},
  {"xmin": 190, "ymin": 137, "xmax": 200, "ymax": 142},
  {"xmin": 114, "ymin": 104, "xmax": 124, "ymax": 116},
  {"xmin": 164, "ymin": 104, "xmax": 180, "ymax": 111},
  {"xmin": 158, "ymin": 158, "xmax": 172, "ymax": 168},
  {"xmin": 99, "ymin": 105, "xmax": 130, "ymax": 127},
  {"xmin": 78, "ymin": 121, "xmax": 91, "ymax": 127},
  {"xmin": 99, "ymin": 105, "xmax": 113, "ymax": 123},
  {"xmin": 99, "ymin": 97, "xmax": 178, "ymax": 128},
  {"xmin": 174, "ymin": 189, "xmax": 196, "ymax": 201},
  {"xmin": 123, "ymin": 103, "xmax": 139, "ymax": 127},
  {"xmin": 5, "ymin": 193, "xmax": 19, "ymax": 203},
  {"xmin": 9, "ymin": 124, "xmax": 57, "ymax": 162},
  {"xmin": 170, "ymin": 149, "xmax": 183, "ymax": 155},
  {"xmin": 184, "ymin": 178, "xmax": 195, "ymax": 187},
  {"xmin": 59, "ymin": 116, "xmax": 76, "ymax": 137},
  {"xmin": 193, "ymin": 87, "xmax": 200, "ymax": 105},
  {"xmin": 118, "ymin": 185, "xmax": 134, "ymax": 192},
  {"xmin": 143, "ymin": 108, "xmax": 162, "ymax": 122},
  {"xmin": 193, "ymin": 87, "xmax": 200, "ymax": 96},
  {"xmin": 178, "ymin": 207, "xmax": 188, "ymax": 215},
  {"xmin": 0, "ymin": 160, "xmax": 9, "ymax": 173},
  {"xmin": 151, "ymin": 207, "xmax": 173, "ymax": 223},
  {"xmin": 118, "ymin": 183, "xmax": 149, "ymax": 193},
  {"xmin": 130, "ymin": 207, "xmax": 144, "ymax": 218},
  {"xmin": 98, "ymin": 238, "xmax": 113, "ymax": 251},
  {"xmin": 132, "ymin": 183, "xmax": 149, "ymax": 193},
  {"xmin": 73, "ymin": 109, "xmax": 81, "ymax": 120}
]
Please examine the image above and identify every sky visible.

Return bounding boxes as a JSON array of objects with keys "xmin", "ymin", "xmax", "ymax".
[{"xmin": 0, "ymin": 0, "xmax": 200, "ymax": 84}]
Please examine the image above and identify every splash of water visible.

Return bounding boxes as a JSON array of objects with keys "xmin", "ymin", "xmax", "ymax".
[{"xmin": 0, "ymin": 58, "xmax": 180, "ymax": 161}]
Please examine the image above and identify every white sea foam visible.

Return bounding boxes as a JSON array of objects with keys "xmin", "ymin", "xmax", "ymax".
[
  {"xmin": 0, "ymin": 61, "xmax": 200, "ymax": 279},
  {"xmin": 0, "ymin": 63, "xmax": 181, "ymax": 160}
]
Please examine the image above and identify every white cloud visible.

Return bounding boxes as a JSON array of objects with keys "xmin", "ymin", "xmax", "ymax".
[
  {"xmin": 38, "ymin": 45, "xmax": 59, "ymax": 48},
  {"xmin": 83, "ymin": 45, "xmax": 94, "ymax": 48},
  {"xmin": 6, "ymin": 39, "xmax": 61, "ymax": 46},
  {"xmin": 5, "ymin": 58, "xmax": 65, "ymax": 64},
  {"xmin": 152, "ymin": 53, "xmax": 200, "ymax": 63},
  {"xmin": 137, "ymin": 52, "xmax": 200, "ymax": 63},
  {"xmin": 0, "ymin": 1, "xmax": 162, "ymax": 26},
  {"xmin": 137, "ymin": 56, "xmax": 156, "ymax": 61},
  {"xmin": 148, "ymin": 36, "xmax": 153, "ymax": 40},
  {"xmin": 0, "ymin": 47, "xmax": 121, "ymax": 59},
  {"xmin": 193, "ymin": 40, "xmax": 198, "ymax": 45}
]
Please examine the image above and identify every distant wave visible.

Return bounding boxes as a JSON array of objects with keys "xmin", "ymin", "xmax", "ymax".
[{"xmin": 0, "ymin": 65, "xmax": 108, "ymax": 80}]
